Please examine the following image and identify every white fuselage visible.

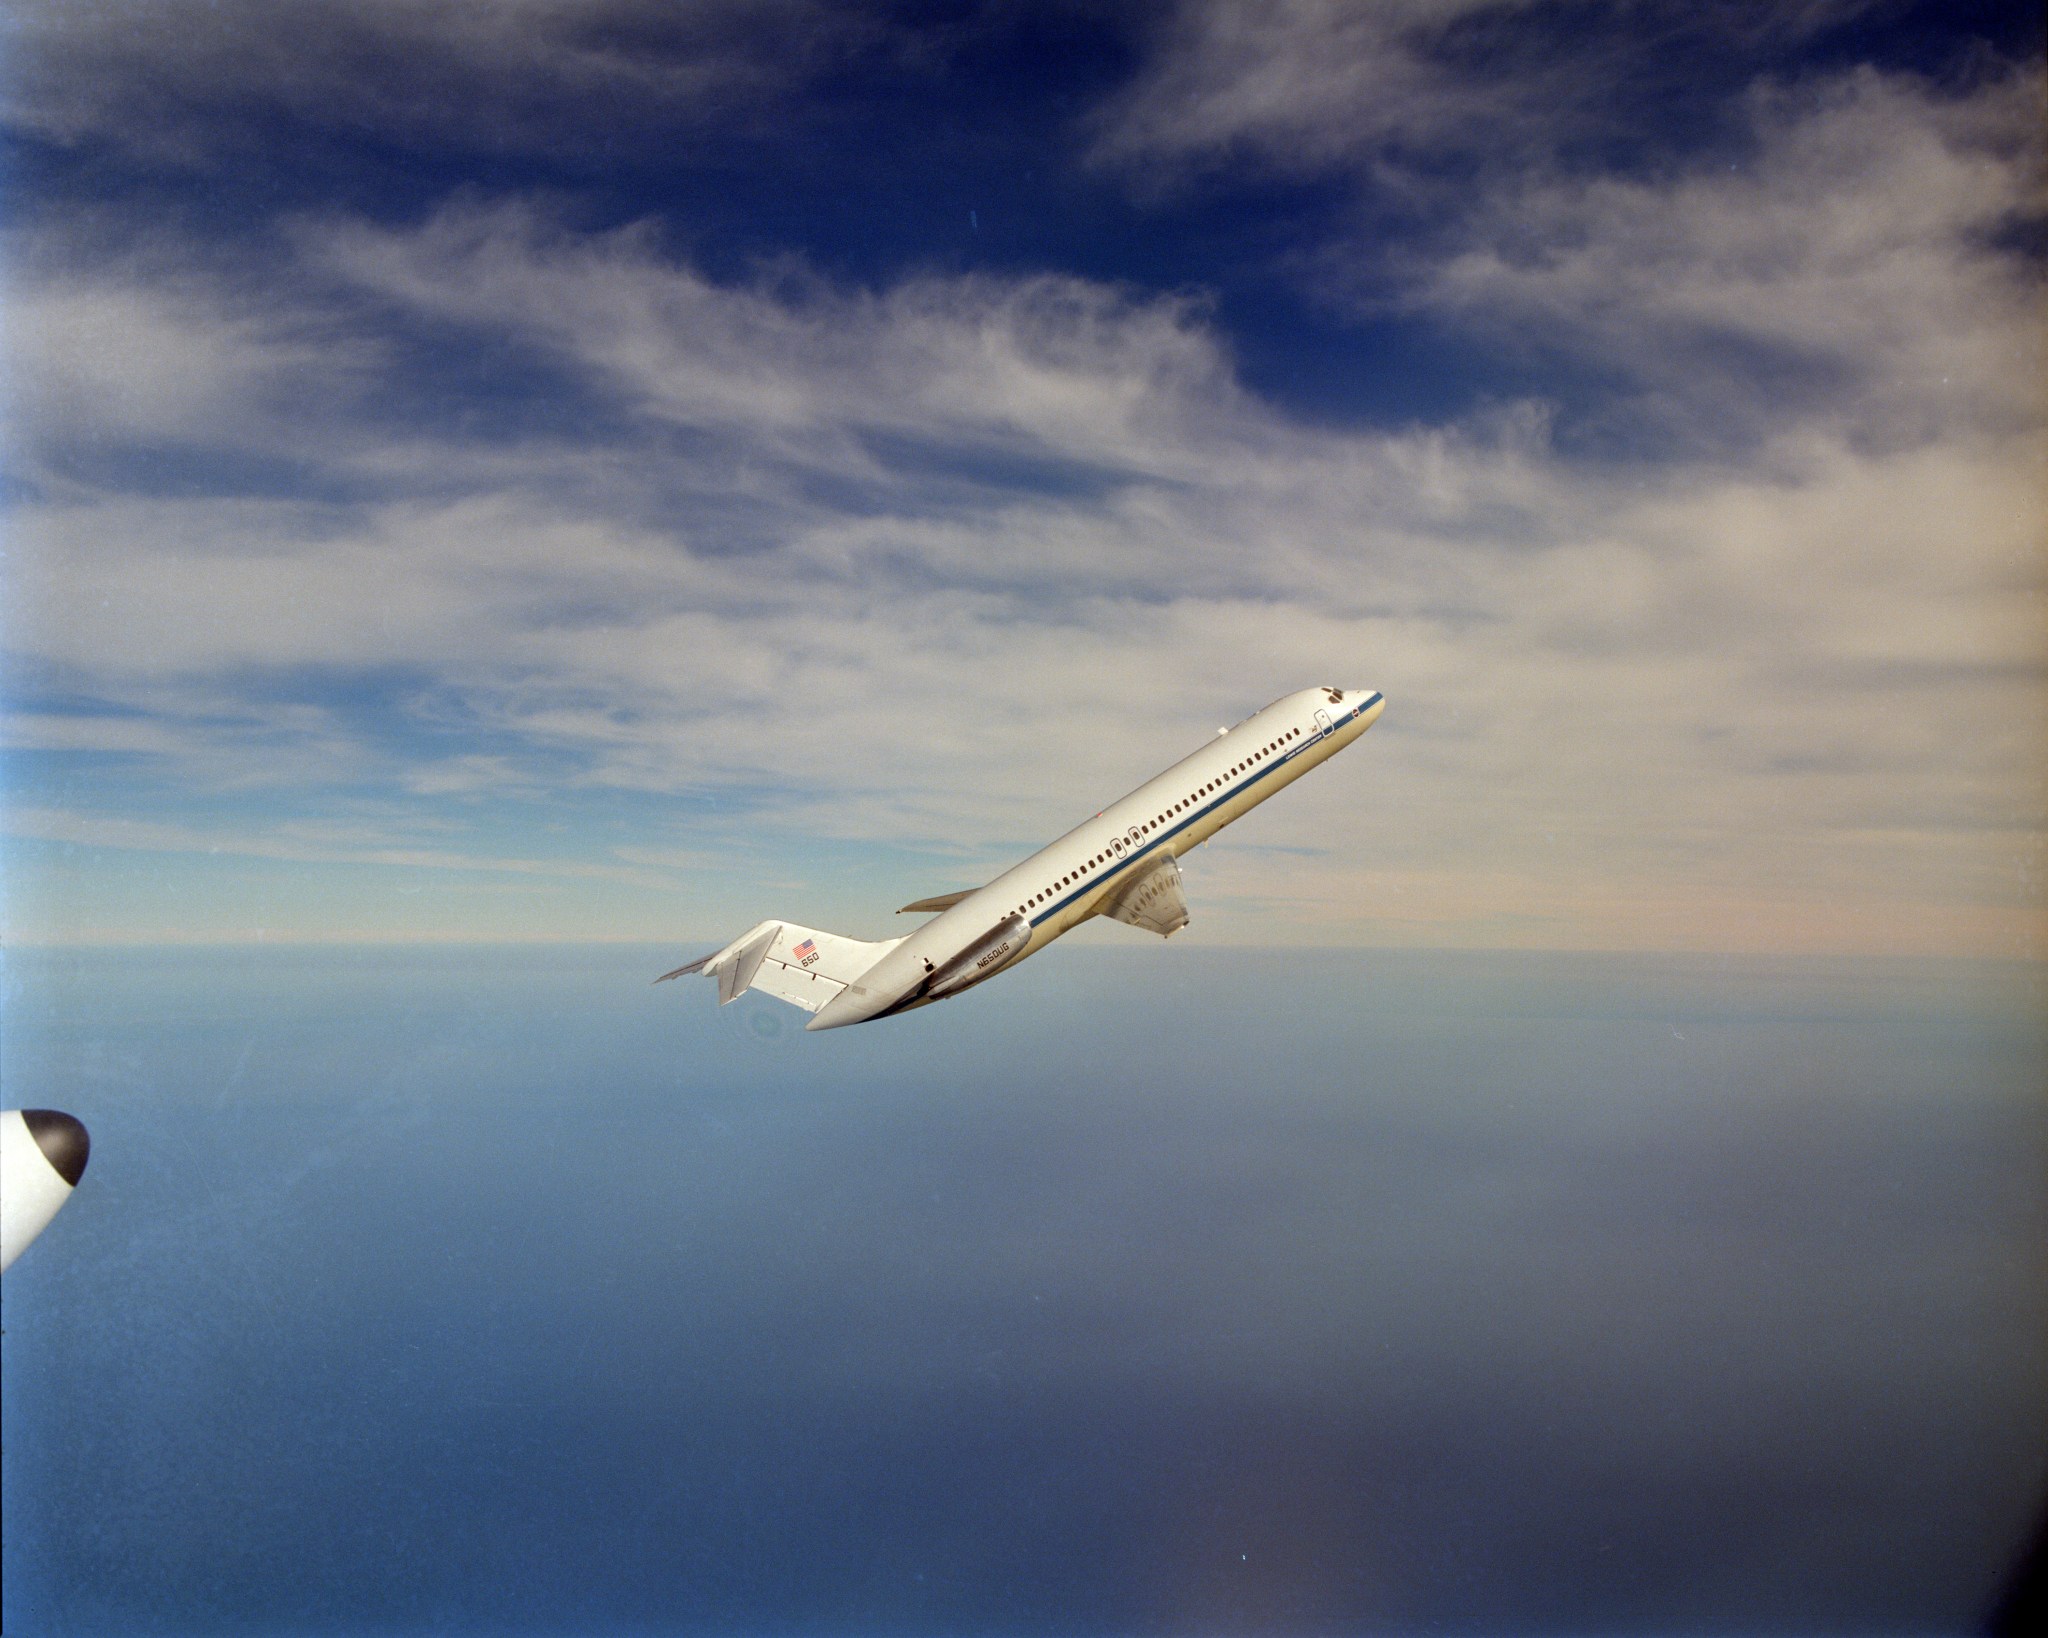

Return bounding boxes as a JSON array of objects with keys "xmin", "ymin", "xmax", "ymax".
[{"xmin": 808, "ymin": 685, "xmax": 1384, "ymax": 1028}]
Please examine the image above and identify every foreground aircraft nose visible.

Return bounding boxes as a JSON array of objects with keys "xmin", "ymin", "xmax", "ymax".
[
  {"xmin": 2, "ymin": 1108, "xmax": 92, "ymax": 1273},
  {"xmin": 29, "ymin": 1109, "xmax": 90, "ymax": 1185}
]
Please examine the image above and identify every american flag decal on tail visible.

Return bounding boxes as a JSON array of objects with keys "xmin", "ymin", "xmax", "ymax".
[{"xmin": 792, "ymin": 938, "xmax": 819, "ymax": 966}]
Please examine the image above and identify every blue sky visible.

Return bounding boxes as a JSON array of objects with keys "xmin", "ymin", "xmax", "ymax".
[{"xmin": 2, "ymin": 0, "xmax": 2042, "ymax": 952}]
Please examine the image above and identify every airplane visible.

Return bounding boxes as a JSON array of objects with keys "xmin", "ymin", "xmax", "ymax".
[
  {"xmin": 2, "ymin": 1109, "xmax": 90, "ymax": 1273},
  {"xmin": 657, "ymin": 685, "xmax": 1385, "ymax": 1031}
]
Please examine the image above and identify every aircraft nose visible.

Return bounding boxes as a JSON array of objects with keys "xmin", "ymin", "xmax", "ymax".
[{"xmin": 25, "ymin": 1109, "xmax": 90, "ymax": 1187}]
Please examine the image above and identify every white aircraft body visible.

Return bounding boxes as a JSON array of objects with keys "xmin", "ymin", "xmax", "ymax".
[
  {"xmin": 2, "ymin": 1109, "xmax": 90, "ymax": 1272},
  {"xmin": 659, "ymin": 685, "xmax": 1385, "ymax": 1030}
]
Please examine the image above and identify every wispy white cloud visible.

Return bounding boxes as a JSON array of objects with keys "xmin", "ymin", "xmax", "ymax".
[
  {"xmin": 1089, "ymin": 0, "xmax": 1882, "ymax": 182},
  {"xmin": 1391, "ymin": 66, "xmax": 2047, "ymax": 449},
  {"xmin": 1093, "ymin": 0, "xmax": 1565, "ymax": 180},
  {"xmin": 300, "ymin": 199, "xmax": 1250, "ymax": 484},
  {"xmin": 2, "ymin": 0, "xmax": 889, "ymax": 162}
]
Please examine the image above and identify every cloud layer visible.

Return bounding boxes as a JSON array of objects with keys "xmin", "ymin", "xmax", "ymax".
[
  {"xmin": 2, "ymin": 7, "xmax": 2042, "ymax": 952},
  {"xmin": 3, "ymin": 0, "xmax": 884, "ymax": 160}
]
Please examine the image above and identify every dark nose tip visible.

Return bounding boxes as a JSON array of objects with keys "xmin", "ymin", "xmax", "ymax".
[{"xmin": 24, "ymin": 1109, "xmax": 90, "ymax": 1187}]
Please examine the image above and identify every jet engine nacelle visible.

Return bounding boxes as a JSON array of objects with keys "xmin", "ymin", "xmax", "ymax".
[{"xmin": 924, "ymin": 915, "xmax": 1032, "ymax": 1001}]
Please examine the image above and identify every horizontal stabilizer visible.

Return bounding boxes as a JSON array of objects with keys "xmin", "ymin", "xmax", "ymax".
[
  {"xmin": 654, "ymin": 953, "xmax": 715, "ymax": 983},
  {"xmin": 656, "ymin": 921, "xmax": 907, "ymax": 1015},
  {"xmin": 898, "ymin": 891, "xmax": 975, "ymax": 915}
]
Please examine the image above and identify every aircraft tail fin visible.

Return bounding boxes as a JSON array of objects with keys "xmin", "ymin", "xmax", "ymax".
[{"xmin": 657, "ymin": 921, "xmax": 907, "ymax": 1016}]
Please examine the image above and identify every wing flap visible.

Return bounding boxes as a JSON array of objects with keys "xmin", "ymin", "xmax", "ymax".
[
  {"xmin": 1100, "ymin": 855, "xmax": 1189, "ymax": 937},
  {"xmin": 748, "ymin": 960, "xmax": 849, "ymax": 1014}
]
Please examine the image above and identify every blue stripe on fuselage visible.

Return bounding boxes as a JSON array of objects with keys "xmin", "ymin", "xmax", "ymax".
[{"xmin": 1023, "ymin": 692, "xmax": 1381, "ymax": 930}]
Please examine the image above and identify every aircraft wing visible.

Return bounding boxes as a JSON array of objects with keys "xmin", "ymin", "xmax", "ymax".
[
  {"xmin": 897, "ymin": 891, "xmax": 974, "ymax": 915},
  {"xmin": 1099, "ymin": 854, "xmax": 1189, "ymax": 937}
]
